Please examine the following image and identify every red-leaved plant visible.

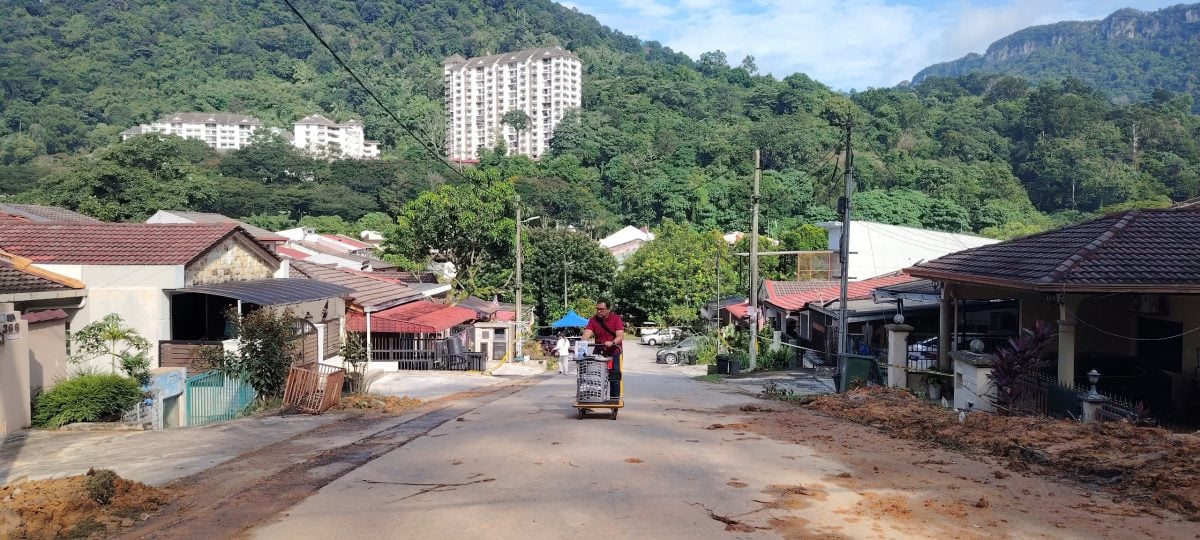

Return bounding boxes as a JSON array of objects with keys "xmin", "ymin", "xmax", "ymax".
[{"xmin": 988, "ymin": 320, "xmax": 1056, "ymax": 414}]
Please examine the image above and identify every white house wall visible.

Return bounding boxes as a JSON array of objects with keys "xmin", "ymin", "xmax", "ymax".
[{"xmin": 43, "ymin": 264, "xmax": 183, "ymax": 372}]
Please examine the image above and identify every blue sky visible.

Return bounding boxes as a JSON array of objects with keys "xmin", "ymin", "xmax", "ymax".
[{"xmin": 557, "ymin": 1, "xmax": 1180, "ymax": 90}]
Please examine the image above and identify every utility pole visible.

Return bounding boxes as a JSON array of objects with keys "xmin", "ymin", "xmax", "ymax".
[
  {"xmin": 749, "ymin": 149, "xmax": 761, "ymax": 371},
  {"xmin": 715, "ymin": 239, "xmax": 722, "ymax": 353},
  {"xmin": 515, "ymin": 195, "xmax": 523, "ymax": 361},
  {"xmin": 837, "ymin": 118, "xmax": 854, "ymax": 359}
]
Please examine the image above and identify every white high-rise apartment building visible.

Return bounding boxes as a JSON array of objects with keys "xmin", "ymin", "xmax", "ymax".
[
  {"xmin": 443, "ymin": 46, "xmax": 582, "ymax": 161},
  {"xmin": 120, "ymin": 112, "xmax": 261, "ymax": 150},
  {"xmin": 292, "ymin": 114, "xmax": 380, "ymax": 160}
]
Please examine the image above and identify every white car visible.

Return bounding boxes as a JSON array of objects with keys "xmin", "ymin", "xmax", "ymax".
[{"xmin": 640, "ymin": 328, "xmax": 680, "ymax": 346}]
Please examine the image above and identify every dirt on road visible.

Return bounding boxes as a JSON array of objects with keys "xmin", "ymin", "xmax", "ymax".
[
  {"xmin": 0, "ymin": 470, "xmax": 169, "ymax": 539},
  {"xmin": 114, "ymin": 376, "xmax": 546, "ymax": 539},
  {"xmin": 716, "ymin": 387, "xmax": 1200, "ymax": 538}
]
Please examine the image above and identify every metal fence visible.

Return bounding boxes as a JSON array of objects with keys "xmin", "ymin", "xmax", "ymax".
[
  {"xmin": 905, "ymin": 333, "xmax": 1013, "ymax": 371},
  {"xmin": 283, "ymin": 362, "xmax": 344, "ymax": 414},
  {"xmin": 361, "ymin": 333, "xmax": 484, "ymax": 371},
  {"xmin": 184, "ymin": 370, "xmax": 256, "ymax": 426}
]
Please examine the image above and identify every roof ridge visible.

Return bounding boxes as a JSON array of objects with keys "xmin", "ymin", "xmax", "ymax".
[{"xmin": 1044, "ymin": 210, "xmax": 1140, "ymax": 284}]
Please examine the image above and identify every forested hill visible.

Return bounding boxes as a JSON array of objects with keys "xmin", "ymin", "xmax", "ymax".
[
  {"xmin": 912, "ymin": 4, "xmax": 1200, "ymax": 109},
  {"xmin": 2, "ymin": 0, "xmax": 1200, "ymax": 246}
]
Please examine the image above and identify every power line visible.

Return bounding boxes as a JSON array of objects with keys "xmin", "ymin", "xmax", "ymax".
[{"xmin": 280, "ymin": 0, "xmax": 467, "ymax": 182}]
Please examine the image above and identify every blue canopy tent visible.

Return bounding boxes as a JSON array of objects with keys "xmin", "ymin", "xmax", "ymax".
[{"xmin": 550, "ymin": 310, "xmax": 589, "ymax": 328}]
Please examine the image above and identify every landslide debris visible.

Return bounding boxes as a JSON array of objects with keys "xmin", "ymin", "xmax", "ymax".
[
  {"xmin": 806, "ymin": 387, "xmax": 1200, "ymax": 518},
  {"xmin": 0, "ymin": 469, "xmax": 169, "ymax": 539}
]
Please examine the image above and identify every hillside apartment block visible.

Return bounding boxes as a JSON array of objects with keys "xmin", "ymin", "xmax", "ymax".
[
  {"xmin": 443, "ymin": 46, "xmax": 582, "ymax": 161},
  {"xmin": 121, "ymin": 112, "xmax": 380, "ymax": 159}
]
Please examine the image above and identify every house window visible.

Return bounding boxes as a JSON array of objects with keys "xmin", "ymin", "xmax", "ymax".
[{"xmin": 796, "ymin": 312, "xmax": 811, "ymax": 341}]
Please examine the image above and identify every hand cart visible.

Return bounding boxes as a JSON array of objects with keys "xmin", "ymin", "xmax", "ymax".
[{"xmin": 573, "ymin": 353, "xmax": 623, "ymax": 420}]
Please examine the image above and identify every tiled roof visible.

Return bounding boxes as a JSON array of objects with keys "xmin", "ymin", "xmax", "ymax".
[
  {"xmin": 290, "ymin": 260, "xmax": 421, "ymax": 309},
  {"xmin": 763, "ymin": 272, "xmax": 917, "ymax": 311},
  {"xmin": 458, "ymin": 295, "xmax": 500, "ymax": 316},
  {"xmin": 372, "ymin": 270, "xmax": 439, "ymax": 284},
  {"xmin": 297, "ymin": 241, "xmax": 395, "ymax": 269},
  {"xmin": 763, "ymin": 280, "xmax": 839, "ymax": 299},
  {"xmin": 0, "ymin": 204, "xmax": 100, "ymax": 223},
  {"xmin": 0, "ymin": 223, "xmax": 242, "ymax": 265},
  {"xmin": 295, "ymin": 114, "xmax": 337, "ymax": 127},
  {"xmin": 276, "ymin": 246, "xmax": 311, "ymax": 260},
  {"xmin": 322, "ymin": 234, "xmax": 372, "ymax": 250},
  {"xmin": 0, "ymin": 249, "xmax": 86, "ymax": 294},
  {"xmin": 345, "ymin": 301, "xmax": 475, "ymax": 334},
  {"xmin": 493, "ymin": 310, "xmax": 516, "ymax": 322},
  {"xmin": 22, "ymin": 309, "xmax": 69, "ymax": 324},
  {"xmin": 455, "ymin": 46, "xmax": 580, "ymax": 68},
  {"xmin": 908, "ymin": 208, "xmax": 1200, "ymax": 293},
  {"xmin": 157, "ymin": 112, "xmax": 261, "ymax": 125},
  {"xmin": 155, "ymin": 211, "xmax": 288, "ymax": 242}
]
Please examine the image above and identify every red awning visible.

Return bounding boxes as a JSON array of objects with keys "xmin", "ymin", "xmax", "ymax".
[{"xmin": 346, "ymin": 301, "xmax": 475, "ymax": 334}]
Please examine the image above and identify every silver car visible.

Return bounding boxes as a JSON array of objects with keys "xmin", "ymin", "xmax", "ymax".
[{"xmin": 656, "ymin": 336, "xmax": 701, "ymax": 364}]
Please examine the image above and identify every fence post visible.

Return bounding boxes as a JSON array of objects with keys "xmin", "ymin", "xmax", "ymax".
[
  {"xmin": 1079, "ymin": 391, "xmax": 1108, "ymax": 424},
  {"xmin": 885, "ymin": 324, "xmax": 912, "ymax": 389}
]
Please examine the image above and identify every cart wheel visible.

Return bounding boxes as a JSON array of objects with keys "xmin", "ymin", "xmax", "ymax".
[
  {"xmin": 577, "ymin": 408, "xmax": 586, "ymax": 419},
  {"xmin": 610, "ymin": 409, "xmax": 618, "ymax": 420}
]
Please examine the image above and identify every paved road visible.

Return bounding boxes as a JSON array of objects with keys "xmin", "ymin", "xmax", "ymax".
[
  {"xmin": 249, "ymin": 343, "xmax": 1192, "ymax": 539},
  {"xmin": 254, "ymin": 343, "xmax": 778, "ymax": 538}
]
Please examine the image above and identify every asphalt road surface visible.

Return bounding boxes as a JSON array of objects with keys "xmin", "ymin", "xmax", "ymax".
[{"xmin": 249, "ymin": 343, "xmax": 1194, "ymax": 539}]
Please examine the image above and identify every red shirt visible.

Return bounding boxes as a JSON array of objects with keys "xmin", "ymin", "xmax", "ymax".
[{"xmin": 585, "ymin": 312, "xmax": 624, "ymax": 352}]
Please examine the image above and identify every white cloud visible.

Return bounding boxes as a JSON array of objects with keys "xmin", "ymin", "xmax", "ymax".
[{"xmin": 562, "ymin": 0, "xmax": 1180, "ymax": 89}]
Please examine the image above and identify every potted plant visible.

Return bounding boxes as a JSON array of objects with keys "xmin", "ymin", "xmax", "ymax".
[{"xmin": 920, "ymin": 371, "xmax": 947, "ymax": 401}]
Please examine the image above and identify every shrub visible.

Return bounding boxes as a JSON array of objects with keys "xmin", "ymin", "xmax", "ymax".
[
  {"xmin": 85, "ymin": 468, "xmax": 119, "ymax": 504},
  {"xmin": 32, "ymin": 374, "xmax": 143, "ymax": 428},
  {"xmin": 199, "ymin": 308, "xmax": 301, "ymax": 400}
]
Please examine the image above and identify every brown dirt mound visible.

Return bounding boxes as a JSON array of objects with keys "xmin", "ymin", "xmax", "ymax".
[
  {"xmin": 807, "ymin": 387, "xmax": 1200, "ymax": 517},
  {"xmin": 334, "ymin": 393, "xmax": 422, "ymax": 414},
  {"xmin": 0, "ymin": 469, "xmax": 170, "ymax": 539}
]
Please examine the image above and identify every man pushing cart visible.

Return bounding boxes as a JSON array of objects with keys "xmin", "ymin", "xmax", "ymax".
[{"xmin": 573, "ymin": 299, "xmax": 624, "ymax": 419}]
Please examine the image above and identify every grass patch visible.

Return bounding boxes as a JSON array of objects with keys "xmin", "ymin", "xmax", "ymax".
[{"xmin": 693, "ymin": 374, "xmax": 725, "ymax": 383}]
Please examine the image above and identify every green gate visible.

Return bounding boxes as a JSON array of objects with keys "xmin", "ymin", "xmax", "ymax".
[{"xmin": 185, "ymin": 370, "xmax": 256, "ymax": 426}]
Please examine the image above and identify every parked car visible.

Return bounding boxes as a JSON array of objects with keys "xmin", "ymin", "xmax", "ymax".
[
  {"xmin": 640, "ymin": 328, "xmax": 680, "ymax": 346},
  {"xmin": 656, "ymin": 336, "xmax": 702, "ymax": 364},
  {"xmin": 638, "ymin": 322, "xmax": 661, "ymax": 336}
]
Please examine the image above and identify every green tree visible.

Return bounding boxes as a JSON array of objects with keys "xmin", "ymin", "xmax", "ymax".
[
  {"xmin": 69, "ymin": 314, "xmax": 151, "ymax": 385},
  {"xmin": 384, "ymin": 169, "xmax": 515, "ymax": 297},
  {"xmin": 199, "ymin": 308, "xmax": 301, "ymax": 400},
  {"xmin": 525, "ymin": 228, "xmax": 617, "ymax": 324},
  {"xmin": 28, "ymin": 135, "xmax": 217, "ymax": 221},
  {"xmin": 614, "ymin": 221, "xmax": 737, "ymax": 324},
  {"xmin": 501, "ymin": 109, "xmax": 531, "ymax": 156}
]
